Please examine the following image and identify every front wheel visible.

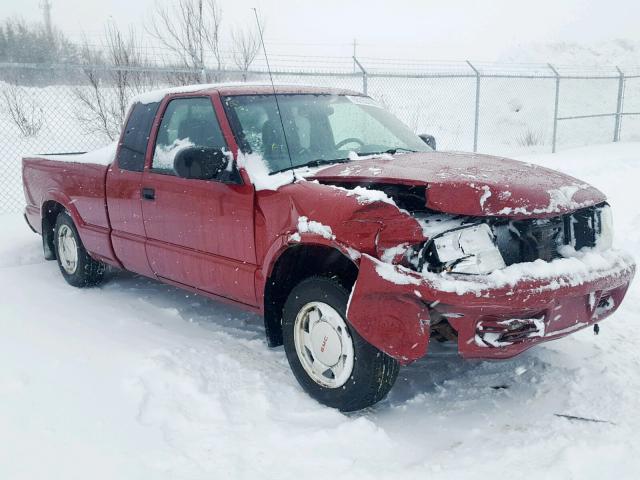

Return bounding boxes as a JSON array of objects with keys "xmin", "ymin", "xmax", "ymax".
[
  {"xmin": 54, "ymin": 211, "xmax": 105, "ymax": 288},
  {"xmin": 282, "ymin": 276, "xmax": 399, "ymax": 411}
]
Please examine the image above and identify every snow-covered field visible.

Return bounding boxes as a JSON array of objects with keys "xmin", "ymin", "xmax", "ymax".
[{"xmin": 1, "ymin": 143, "xmax": 639, "ymax": 479}]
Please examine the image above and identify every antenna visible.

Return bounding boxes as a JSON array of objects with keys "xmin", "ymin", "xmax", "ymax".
[{"xmin": 252, "ymin": 8, "xmax": 296, "ymax": 178}]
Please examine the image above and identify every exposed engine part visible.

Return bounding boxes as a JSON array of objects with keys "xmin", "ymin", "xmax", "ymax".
[
  {"xmin": 431, "ymin": 321, "xmax": 459, "ymax": 342},
  {"xmin": 403, "ymin": 202, "xmax": 610, "ymax": 274},
  {"xmin": 428, "ymin": 308, "xmax": 459, "ymax": 342},
  {"xmin": 323, "ymin": 182, "xmax": 428, "ymax": 212},
  {"xmin": 475, "ymin": 316, "xmax": 546, "ymax": 348}
]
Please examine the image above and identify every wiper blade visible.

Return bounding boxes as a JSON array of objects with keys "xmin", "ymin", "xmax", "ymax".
[
  {"xmin": 384, "ymin": 147, "xmax": 416, "ymax": 154},
  {"xmin": 356, "ymin": 147, "xmax": 417, "ymax": 156},
  {"xmin": 302, "ymin": 158, "xmax": 350, "ymax": 168},
  {"xmin": 272, "ymin": 158, "xmax": 350, "ymax": 174}
]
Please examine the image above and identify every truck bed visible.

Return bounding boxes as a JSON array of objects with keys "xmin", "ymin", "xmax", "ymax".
[{"xmin": 22, "ymin": 146, "xmax": 116, "ymax": 264}]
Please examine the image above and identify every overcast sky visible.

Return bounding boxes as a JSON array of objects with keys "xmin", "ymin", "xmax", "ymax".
[{"xmin": 2, "ymin": 0, "xmax": 639, "ymax": 61}]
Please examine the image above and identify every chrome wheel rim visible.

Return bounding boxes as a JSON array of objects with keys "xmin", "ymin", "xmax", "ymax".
[
  {"xmin": 57, "ymin": 224, "xmax": 78, "ymax": 274},
  {"xmin": 293, "ymin": 301, "xmax": 354, "ymax": 389}
]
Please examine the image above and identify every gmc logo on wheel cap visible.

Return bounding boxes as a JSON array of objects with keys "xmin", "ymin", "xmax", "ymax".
[{"xmin": 320, "ymin": 335, "xmax": 329, "ymax": 353}]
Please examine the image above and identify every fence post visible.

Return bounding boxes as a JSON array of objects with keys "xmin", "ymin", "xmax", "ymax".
[
  {"xmin": 614, "ymin": 66, "xmax": 625, "ymax": 142},
  {"xmin": 548, "ymin": 63, "xmax": 560, "ymax": 153},
  {"xmin": 466, "ymin": 61, "xmax": 480, "ymax": 153},
  {"xmin": 353, "ymin": 56, "xmax": 368, "ymax": 95}
]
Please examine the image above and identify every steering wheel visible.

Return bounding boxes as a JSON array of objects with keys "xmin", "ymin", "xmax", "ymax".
[{"xmin": 335, "ymin": 137, "xmax": 365, "ymax": 149}]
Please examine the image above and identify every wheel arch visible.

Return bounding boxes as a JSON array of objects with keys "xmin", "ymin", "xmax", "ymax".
[
  {"xmin": 41, "ymin": 199, "xmax": 65, "ymax": 260},
  {"xmin": 262, "ymin": 241, "xmax": 359, "ymax": 347},
  {"xmin": 40, "ymin": 193, "xmax": 85, "ymax": 260}
]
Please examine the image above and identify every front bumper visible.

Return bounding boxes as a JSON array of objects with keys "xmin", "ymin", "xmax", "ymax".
[{"xmin": 347, "ymin": 250, "xmax": 635, "ymax": 364}]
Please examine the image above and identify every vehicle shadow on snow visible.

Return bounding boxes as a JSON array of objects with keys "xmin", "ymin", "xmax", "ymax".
[
  {"xmin": 102, "ymin": 267, "xmax": 266, "ymax": 341},
  {"xmin": 383, "ymin": 344, "xmax": 543, "ymax": 406},
  {"xmin": 102, "ymin": 267, "xmax": 571, "ymax": 417},
  {"xmin": 0, "ymin": 238, "xmax": 45, "ymax": 268}
]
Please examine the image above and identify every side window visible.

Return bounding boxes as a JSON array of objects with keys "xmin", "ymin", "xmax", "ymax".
[
  {"xmin": 152, "ymin": 97, "xmax": 228, "ymax": 176},
  {"xmin": 117, "ymin": 101, "xmax": 160, "ymax": 172}
]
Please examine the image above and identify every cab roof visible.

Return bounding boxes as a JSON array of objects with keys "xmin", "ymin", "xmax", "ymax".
[{"xmin": 132, "ymin": 83, "xmax": 364, "ymax": 105}]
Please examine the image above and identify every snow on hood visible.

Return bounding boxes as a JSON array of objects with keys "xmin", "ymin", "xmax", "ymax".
[
  {"xmin": 237, "ymin": 152, "xmax": 295, "ymax": 191},
  {"xmin": 310, "ymin": 151, "xmax": 606, "ymax": 219},
  {"xmin": 237, "ymin": 152, "xmax": 338, "ymax": 191}
]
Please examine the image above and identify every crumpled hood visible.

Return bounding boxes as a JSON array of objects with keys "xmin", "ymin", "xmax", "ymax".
[{"xmin": 309, "ymin": 151, "xmax": 606, "ymax": 219}]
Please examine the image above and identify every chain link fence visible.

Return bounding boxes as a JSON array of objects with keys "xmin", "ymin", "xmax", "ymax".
[{"xmin": 1, "ymin": 60, "xmax": 639, "ymax": 213}]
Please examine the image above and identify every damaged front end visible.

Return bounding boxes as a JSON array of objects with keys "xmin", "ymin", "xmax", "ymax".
[
  {"xmin": 402, "ymin": 202, "xmax": 614, "ymax": 275},
  {"xmin": 276, "ymin": 171, "xmax": 633, "ymax": 365},
  {"xmin": 341, "ymin": 184, "xmax": 634, "ymax": 364},
  {"xmin": 348, "ymin": 248, "xmax": 634, "ymax": 364}
]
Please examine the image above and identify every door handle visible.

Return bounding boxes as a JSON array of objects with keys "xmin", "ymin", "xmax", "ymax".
[{"xmin": 141, "ymin": 187, "xmax": 155, "ymax": 200}]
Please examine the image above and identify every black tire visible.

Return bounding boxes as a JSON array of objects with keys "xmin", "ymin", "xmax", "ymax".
[
  {"xmin": 282, "ymin": 276, "xmax": 399, "ymax": 412},
  {"xmin": 53, "ymin": 211, "xmax": 105, "ymax": 288}
]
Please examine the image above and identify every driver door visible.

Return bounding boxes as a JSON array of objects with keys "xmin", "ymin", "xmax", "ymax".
[{"xmin": 141, "ymin": 95, "xmax": 257, "ymax": 306}]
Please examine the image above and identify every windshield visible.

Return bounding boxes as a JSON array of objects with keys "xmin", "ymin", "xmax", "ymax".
[{"xmin": 222, "ymin": 93, "xmax": 432, "ymax": 173}]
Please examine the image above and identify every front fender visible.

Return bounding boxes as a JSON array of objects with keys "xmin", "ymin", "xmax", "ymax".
[
  {"xmin": 347, "ymin": 254, "xmax": 430, "ymax": 364},
  {"xmin": 255, "ymin": 232, "xmax": 360, "ymax": 310}
]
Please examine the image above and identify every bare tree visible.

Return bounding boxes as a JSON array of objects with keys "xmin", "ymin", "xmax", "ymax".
[
  {"xmin": 74, "ymin": 24, "xmax": 151, "ymax": 140},
  {"xmin": 104, "ymin": 24, "xmax": 147, "ymax": 122},
  {"xmin": 1, "ymin": 82, "xmax": 44, "ymax": 137},
  {"xmin": 231, "ymin": 26, "xmax": 261, "ymax": 81},
  {"xmin": 147, "ymin": 0, "xmax": 223, "ymax": 82},
  {"xmin": 74, "ymin": 67, "xmax": 121, "ymax": 140}
]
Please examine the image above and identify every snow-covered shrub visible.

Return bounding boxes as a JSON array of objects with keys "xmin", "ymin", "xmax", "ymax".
[
  {"xmin": 1, "ymin": 83, "xmax": 44, "ymax": 137},
  {"xmin": 516, "ymin": 129, "xmax": 545, "ymax": 146}
]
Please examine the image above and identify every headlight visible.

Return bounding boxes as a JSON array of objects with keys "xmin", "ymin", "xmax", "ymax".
[
  {"xmin": 426, "ymin": 223, "xmax": 506, "ymax": 275},
  {"xmin": 596, "ymin": 204, "xmax": 613, "ymax": 250}
]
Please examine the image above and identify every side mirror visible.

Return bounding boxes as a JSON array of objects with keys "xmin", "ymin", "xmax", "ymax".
[
  {"xmin": 173, "ymin": 147, "xmax": 228, "ymax": 180},
  {"xmin": 419, "ymin": 134, "xmax": 437, "ymax": 150}
]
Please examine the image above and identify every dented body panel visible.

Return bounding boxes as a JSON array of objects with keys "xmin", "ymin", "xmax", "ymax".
[
  {"xmin": 254, "ymin": 181, "xmax": 425, "ymax": 257},
  {"xmin": 21, "ymin": 84, "xmax": 635, "ymax": 369},
  {"xmin": 348, "ymin": 254, "xmax": 634, "ymax": 363},
  {"xmin": 311, "ymin": 151, "xmax": 606, "ymax": 219},
  {"xmin": 347, "ymin": 256, "xmax": 431, "ymax": 363}
]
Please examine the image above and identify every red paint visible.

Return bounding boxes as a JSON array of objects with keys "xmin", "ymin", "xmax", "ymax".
[
  {"xmin": 347, "ymin": 255, "xmax": 634, "ymax": 364},
  {"xmin": 22, "ymin": 158, "xmax": 117, "ymax": 265},
  {"xmin": 348, "ymin": 256, "xmax": 431, "ymax": 363},
  {"xmin": 105, "ymin": 166, "xmax": 150, "ymax": 274},
  {"xmin": 311, "ymin": 152, "xmax": 606, "ymax": 219},
  {"xmin": 141, "ymin": 171, "xmax": 257, "ymax": 304},
  {"xmin": 21, "ymin": 84, "xmax": 636, "ymax": 366}
]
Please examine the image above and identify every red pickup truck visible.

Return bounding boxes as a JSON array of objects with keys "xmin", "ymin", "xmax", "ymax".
[{"xmin": 22, "ymin": 84, "xmax": 635, "ymax": 411}]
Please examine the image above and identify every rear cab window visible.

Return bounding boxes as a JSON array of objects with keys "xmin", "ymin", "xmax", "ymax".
[{"xmin": 117, "ymin": 101, "xmax": 161, "ymax": 172}]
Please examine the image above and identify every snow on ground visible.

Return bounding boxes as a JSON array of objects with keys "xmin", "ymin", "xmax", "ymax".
[{"xmin": 1, "ymin": 143, "xmax": 640, "ymax": 479}]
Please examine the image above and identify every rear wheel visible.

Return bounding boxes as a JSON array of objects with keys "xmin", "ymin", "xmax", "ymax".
[
  {"xmin": 54, "ymin": 211, "xmax": 105, "ymax": 287},
  {"xmin": 282, "ymin": 276, "xmax": 399, "ymax": 411}
]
